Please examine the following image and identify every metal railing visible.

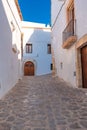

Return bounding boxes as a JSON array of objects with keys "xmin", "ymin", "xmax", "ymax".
[{"xmin": 63, "ymin": 19, "xmax": 76, "ymax": 42}]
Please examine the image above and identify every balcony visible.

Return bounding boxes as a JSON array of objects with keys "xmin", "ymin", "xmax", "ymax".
[{"xmin": 62, "ymin": 19, "xmax": 77, "ymax": 49}]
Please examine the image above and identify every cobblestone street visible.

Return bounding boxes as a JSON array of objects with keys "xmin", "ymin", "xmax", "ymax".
[{"xmin": 0, "ymin": 74, "xmax": 87, "ymax": 130}]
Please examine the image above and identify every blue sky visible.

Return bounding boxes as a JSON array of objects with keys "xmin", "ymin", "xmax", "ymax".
[{"xmin": 18, "ymin": 0, "xmax": 51, "ymax": 25}]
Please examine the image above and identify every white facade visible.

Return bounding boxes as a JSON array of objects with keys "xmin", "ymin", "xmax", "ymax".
[
  {"xmin": 0, "ymin": 0, "xmax": 22, "ymax": 98},
  {"xmin": 51, "ymin": 0, "xmax": 87, "ymax": 88},
  {"xmin": 21, "ymin": 21, "xmax": 52, "ymax": 75}
]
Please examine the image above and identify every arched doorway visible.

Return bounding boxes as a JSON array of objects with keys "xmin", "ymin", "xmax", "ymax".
[
  {"xmin": 81, "ymin": 45, "xmax": 87, "ymax": 88},
  {"xmin": 76, "ymin": 34, "xmax": 87, "ymax": 88},
  {"xmin": 24, "ymin": 61, "xmax": 35, "ymax": 76}
]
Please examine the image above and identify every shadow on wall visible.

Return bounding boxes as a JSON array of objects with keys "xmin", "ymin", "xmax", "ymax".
[
  {"xmin": 23, "ymin": 29, "xmax": 51, "ymax": 55},
  {"xmin": 23, "ymin": 28, "xmax": 51, "ymax": 76}
]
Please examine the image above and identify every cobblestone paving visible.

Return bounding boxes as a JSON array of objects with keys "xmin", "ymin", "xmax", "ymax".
[{"xmin": 0, "ymin": 74, "xmax": 87, "ymax": 130}]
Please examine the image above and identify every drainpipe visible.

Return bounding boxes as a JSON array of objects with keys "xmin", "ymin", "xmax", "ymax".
[
  {"xmin": 51, "ymin": 0, "xmax": 66, "ymax": 76},
  {"xmin": 51, "ymin": 0, "xmax": 66, "ymax": 30}
]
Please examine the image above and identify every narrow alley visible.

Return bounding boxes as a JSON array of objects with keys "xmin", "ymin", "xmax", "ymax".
[{"xmin": 0, "ymin": 74, "xmax": 87, "ymax": 130}]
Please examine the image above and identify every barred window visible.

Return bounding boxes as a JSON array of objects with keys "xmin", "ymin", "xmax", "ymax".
[
  {"xmin": 26, "ymin": 44, "xmax": 32, "ymax": 53},
  {"xmin": 50, "ymin": 63, "xmax": 53, "ymax": 70},
  {"xmin": 47, "ymin": 44, "xmax": 51, "ymax": 54}
]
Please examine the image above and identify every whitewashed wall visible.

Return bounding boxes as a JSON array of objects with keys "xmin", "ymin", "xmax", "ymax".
[
  {"xmin": 51, "ymin": 0, "xmax": 87, "ymax": 87},
  {"xmin": 51, "ymin": 0, "xmax": 65, "ymax": 26},
  {"xmin": 21, "ymin": 22, "xmax": 52, "ymax": 75},
  {"xmin": 75, "ymin": 0, "xmax": 87, "ymax": 39},
  {"xmin": 51, "ymin": 0, "xmax": 77, "ymax": 87},
  {"xmin": 0, "ymin": 0, "xmax": 22, "ymax": 98}
]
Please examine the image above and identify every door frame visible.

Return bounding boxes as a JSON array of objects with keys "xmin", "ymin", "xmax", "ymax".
[
  {"xmin": 23, "ymin": 59, "xmax": 36, "ymax": 76},
  {"xmin": 81, "ymin": 45, "xmax": 87, "ymax": 88},
  {"xmin": 76, "ymin": 34, "xmax": 87, "ymax": 88}
]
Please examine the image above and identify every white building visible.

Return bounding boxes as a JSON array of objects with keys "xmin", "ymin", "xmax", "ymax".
[
  {"xmin": 51, "ymin": 0, "xmax": 87, "ymax": 88},
  {"xmin": 21, "ymin": 21, "xmax": 52, "ymax": 76},
  {"xmin": 0, "ymin": 0, "xmax": 52, "ymax": 98},
  {"xmin": 0, "ymin": 0, "xmax": 22, "ymax": 98}
]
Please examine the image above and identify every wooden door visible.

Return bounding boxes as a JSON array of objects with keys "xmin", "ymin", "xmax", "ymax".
[
  {"xmin": 24, "ymin": 61, "xmax": 34, "ymax": 76},
  {"xmin": 81, "ymin": 45, "xmax": 87, "ymax": 88}
]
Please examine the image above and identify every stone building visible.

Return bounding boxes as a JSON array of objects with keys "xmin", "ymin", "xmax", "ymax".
[{"xmin": 51, "ymin": 0, "xmax": 87, "ymax": 88}]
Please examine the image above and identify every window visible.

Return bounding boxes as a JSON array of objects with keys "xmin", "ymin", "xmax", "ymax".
[
  {"xmin": 47, "ymin": 44, "xmax": 51, "ymax": 54},
  {"xmin": 26, "ymin": 44, "xmax": 32, "ymax": 53},
  {"xmin": 50, "ymin": 63, "xmax": 53, "ymax": 70}
]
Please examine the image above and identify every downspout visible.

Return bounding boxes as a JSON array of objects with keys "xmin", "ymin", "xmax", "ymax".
[
  {"xmin": 51, "ymin": 0, "xmax": 66, "ymax": 30},
  {"xmin": 51, "ymin": 0, "xmax": 66, "ymax": 76}
]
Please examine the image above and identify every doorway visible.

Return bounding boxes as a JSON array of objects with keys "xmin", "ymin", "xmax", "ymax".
[
  {"xmin": 24, "ymin": 61, "xmax": 34, "ymax": 76},
  {"xmin": 81, "ymin": 45, "xmax": 87, "ymax": 88}
]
